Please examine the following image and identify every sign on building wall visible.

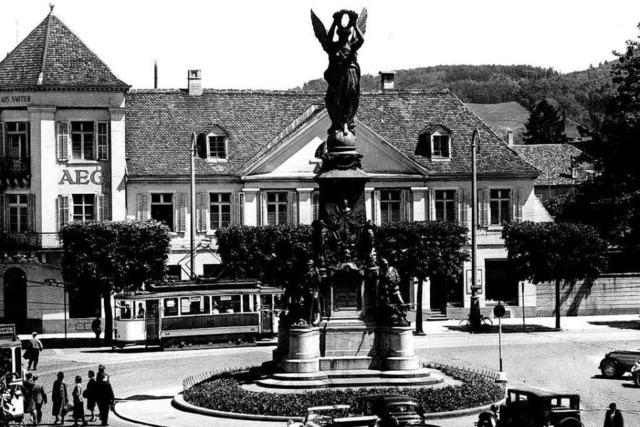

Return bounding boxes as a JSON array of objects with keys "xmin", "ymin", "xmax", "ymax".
[{"xmin": 59, "ymin": 169, "xmax": 104, "ymax": 185}]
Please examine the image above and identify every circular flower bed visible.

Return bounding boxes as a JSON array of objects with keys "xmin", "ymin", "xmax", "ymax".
[{"xmin": 183, "ymin": 364, "xmax": 504, "ymax": 417}]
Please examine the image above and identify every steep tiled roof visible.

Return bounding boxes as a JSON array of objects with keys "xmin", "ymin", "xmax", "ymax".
[
  {"xmin": 125, "ymin": 89, "xmax": 539, "ymax": 178},
  {"xmin": 511, "ymin": 143, "xmax": 590, "ymax": 186},
  {"xmin": 0, "ymin": 13, "xmax": 129, "ymax": 91}
]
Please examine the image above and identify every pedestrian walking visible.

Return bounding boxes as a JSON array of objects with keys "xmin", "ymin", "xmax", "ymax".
[
  {"xmin": 52, "ymin": 371, "xmax": 69, "ymax": 425},
  {"xmin": 27, "ymin": 332, "xmax": 43, "ymax": 370},
  {"xmin": 94, "ymin": 374, "xmax": 114, "ymax": 426},
  {"xmin": 32, "ymin": 375, "xmax": 47, "ymax": 424},
  {"xmin": 71, "ymin": 375, "xmax": 87, "ymax": 427},
  {"xmin": 96, "ymin": 364, "xmax": 108, "ymax": 382},
  {"xmin": 91, "ymin": 317, "xmax": 102, "ymax": 345},
  {"xmin": 23, "ymin": 372, "xmax": 36, "ymax": 425},
  {"xmin": 604, "ymin": 402, "xmax": 624, "ymax": 427},
  {"xmin": 85, "ymin": 370, "xmax": 97, "ymax": 422}
]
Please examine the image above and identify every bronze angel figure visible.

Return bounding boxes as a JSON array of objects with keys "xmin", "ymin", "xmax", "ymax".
[{"xmin": 311, "ymin": 9, "xmax": 367, "ymax": 137}]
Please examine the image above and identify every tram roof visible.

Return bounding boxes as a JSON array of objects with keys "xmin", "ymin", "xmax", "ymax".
[{"xmin": 114, "ymin": 284, "xmax": 283, "ymax": 300}]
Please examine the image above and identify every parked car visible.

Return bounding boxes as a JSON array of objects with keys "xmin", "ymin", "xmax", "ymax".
[
  {"xmin": 483, "ymin": 387, "xmax": 581, "ymax": 427},
  {"xmin": 357, "ymin": 395, "xmax": 442, "ymax": 427},
  {"xmin": 599, "ymin": 349, "xmax": 640, "ymax": 378},
  {"xmin": 288, "ymin": 405, "xmax": 378, "ymax": 427}
]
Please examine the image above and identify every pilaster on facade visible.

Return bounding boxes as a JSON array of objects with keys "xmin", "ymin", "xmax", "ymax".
[
  {"xmin": 242, "ymin": 188, "xmax": 259, "ymax": 226},
  {"xmin": 410, "ymin": 187, "xmax": 428, "ymax": 222},
  {"xmin": 109, "ymin": 108, "xmax": 126, "ymax": 221},
  {"xmin": 296, "ymin": 188, "xmax": 314, "ymax": 225},
  {"xmin": 364, "ymin": 187, "xmax": 374, "ymax": 222},
  {"xmin": 28, "ymin": 106, "xmax": 57, "ymax": 233}
]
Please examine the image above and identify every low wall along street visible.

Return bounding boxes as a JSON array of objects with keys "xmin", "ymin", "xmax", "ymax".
[{"xmin": 535, "ymin": 273, "xmax": 640, "ymax": 317}]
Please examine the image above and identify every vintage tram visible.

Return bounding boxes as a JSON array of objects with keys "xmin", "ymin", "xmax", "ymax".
[{"xmin": 112, "ymin": 279, "xmax": 283, "ymax": 348}]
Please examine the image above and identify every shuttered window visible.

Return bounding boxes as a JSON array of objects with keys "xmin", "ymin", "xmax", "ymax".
[
  {"xmin": 266, "ymin": 192, "xmax": 288, "ymax": 225},
  {"xmin": 71, "ymin": 121, "xmax": 95, "ymax": 160},
  {"xmin": 435, "ymin": 190, "xmax": 456, "ymax": 223},
  {"xmin": 150, "ymin": 193, "xmax": 174, "ymax": 231},
  {"xmin": 490, "ymin": 189, "xmax": 511, "ymax": 225},
  {"xmin": 72, "ymin": 194, "xmax": 95, "ymax": 222},
  {"xmin": 380, "ymin": 190, "xmax": 401, "ymax": 224},
  {"xmin": 210, "ymin": 193, "xmax": 231, "ymax": 229},
  {"xmin": 7, "ymin": 194, "xmax": 29, "ymax": 232}
]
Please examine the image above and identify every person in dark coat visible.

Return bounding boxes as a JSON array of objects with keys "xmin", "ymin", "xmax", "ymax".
[
  {"xmin": 604, "ymin": 402, "xmax": 624, "ymax": 427},
  {"xmin": 71, "ymin": 375, "xmax": 87, "ymax": 427},
  {"xmin": 91, "ymin": 317, "xmax": 102, "ymax": 345},
  {"xmin": 32, "ymin": 375, "xmax": 47, "ymax": 424},
  {"xmin": 23, "ymin": 372, "xmax": 36, "ymax": 425},
  {"xmin": 94, "ymin": 374, "xmax": 114, "ymax": 426},
  {"xmin": 52, "ymin": 371, "xmax": 68, "ymax": 425},
  {"xmin": 85, "ymin": 370, "xmax": 97, "ymax": 422}
]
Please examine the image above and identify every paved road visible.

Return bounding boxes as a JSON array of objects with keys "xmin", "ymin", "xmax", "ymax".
[{"xmin": 31, "ymin": 327, "xmax": 640, "ymax": 427}]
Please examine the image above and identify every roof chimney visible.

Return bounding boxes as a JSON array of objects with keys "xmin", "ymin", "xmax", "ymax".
[
  {"xmin": 506, "ymin": 128, "xmax": 514, "ymax": 146},
  {"xmin": 154, "ymin": 60, "xmax": 158, "ymax": 89},
  {"xmin": 187, "ymin": 69, "xmax": 202, "ymax": 96},
  {"xmin": 379, "ymin": 71, "xmax": 396, "ymax": 92}
]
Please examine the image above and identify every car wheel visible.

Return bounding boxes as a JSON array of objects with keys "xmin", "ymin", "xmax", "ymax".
[
  {"xmin": 558, "ymin": 417, "xmax": 582, "ymax": 427},
  {"xmin": 634, "ymin": 372, "xmax": 640, "ymax": 387},
  {"xmin": 600, "ymin": 359, "xmax": 619, "ymax": 378}
]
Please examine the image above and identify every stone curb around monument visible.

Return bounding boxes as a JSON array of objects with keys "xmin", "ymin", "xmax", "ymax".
[
  {"xmin": 172, "ymin": 391, "xmax": 506, "ymax": 423},
  {"xmin": 172, "ymin": 392, "xmax": 305, "ymax": 422},
  {"xmin": 113, "ymin": 400, "xmax": 168, "ymax": 427}
]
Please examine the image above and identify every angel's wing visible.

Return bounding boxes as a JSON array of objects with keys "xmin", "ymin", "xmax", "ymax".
[
  {"xmin": 310, "ymin": 9, "xmax": 327, "ymax": 47},
  {"xmin": 356, "ymin": 8, "xmax": 368, "ymax": 35}
]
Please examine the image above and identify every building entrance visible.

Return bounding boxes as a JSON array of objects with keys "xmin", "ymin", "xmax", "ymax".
[{"xmin": 3, "ymin": 268, "xmax": 27, "ymax": 331}]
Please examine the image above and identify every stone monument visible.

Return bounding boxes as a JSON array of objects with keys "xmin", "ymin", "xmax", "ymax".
[{"xmin": 260, "ymin": 9, "xmax": 435, "ymax": 389}]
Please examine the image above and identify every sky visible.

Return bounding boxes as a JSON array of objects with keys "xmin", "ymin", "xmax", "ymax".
[{"xmin": 1, "ymin": 0, "xmax": 640, "ymax": 90}]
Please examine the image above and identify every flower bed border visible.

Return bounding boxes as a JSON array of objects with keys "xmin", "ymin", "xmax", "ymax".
[{"xmin": 179, "ymin": 362, "xmax": 506, "ymax": 420}]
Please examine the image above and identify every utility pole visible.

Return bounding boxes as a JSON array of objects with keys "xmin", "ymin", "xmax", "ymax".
[
  {"xmin": 190, "ymin": 132, "xmax": 196, "ymax": 280},
  {"xmin": 470, "ymin": 129, "xmax": 481, "ymax": 331}
]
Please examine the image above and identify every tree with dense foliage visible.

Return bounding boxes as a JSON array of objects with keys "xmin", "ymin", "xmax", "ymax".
[
  {"xmin": 502, "ymin": 222, "xmax": 607, "ymax": 329},
  {"xmin": 60, "ymin": 221, "xmax": 171, "ymax": 343},
  {"xmin": 561, "ymin": 23, "xmax": 640, "ymax": 262},
  {"xmin": 375, "ymin": 221, "xmax": 469, "ymax": 334},
  {"xmin": 522, "ymin": 98, "xmax": 568, "ymax": 144}
]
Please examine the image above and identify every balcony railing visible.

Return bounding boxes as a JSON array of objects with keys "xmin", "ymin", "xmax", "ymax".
[
  {"xmin": 0, "ymin": 156, "xmax": 31, "ymax": 188},
  {"xmin": 1, "ymin": 232, "xmax": 61, "ymax": 251}
]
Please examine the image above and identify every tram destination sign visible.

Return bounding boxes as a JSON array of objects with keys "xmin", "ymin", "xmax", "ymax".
[{"xmin": 0, "ymin": 324, "xmax": 17, "ymax": 340}]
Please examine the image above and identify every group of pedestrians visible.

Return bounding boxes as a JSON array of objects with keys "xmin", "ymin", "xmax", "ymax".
[{"xmin": 22, "ymin": 364, "xmax": 114, "ymax": 426}]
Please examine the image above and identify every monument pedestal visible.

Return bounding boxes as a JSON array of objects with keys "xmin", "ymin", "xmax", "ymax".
[
  {"xmin": 281, "ymin": 327, "xmax": 320, "ymax": 374},
  {"xmin": 378, "ymin": 326, "xmax": 420, "ymax": 371}
]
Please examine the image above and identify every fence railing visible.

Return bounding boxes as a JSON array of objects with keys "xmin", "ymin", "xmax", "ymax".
[
  {"xmin": 183, "ymin": 370, "xmax": 217, "ymax": 391},
  {"xmin": 426, "ymin": 362, "xmax": 500, "ymax": 381}
]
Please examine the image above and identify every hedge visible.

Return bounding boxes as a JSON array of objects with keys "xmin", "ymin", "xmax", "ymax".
[{"xmin": 183, "ymin": 365, "xmax": 504, "ymax": 417}]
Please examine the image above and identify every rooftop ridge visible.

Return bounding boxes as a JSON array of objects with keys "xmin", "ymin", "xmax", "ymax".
[
  {"xmin": 0, "ymin": 14, "xmax": 47, "ymax": 71},
  {"xmin": 128, "ymin": 88, "xmax": 453, "ymax": 96},
  {"xmin": 38, "ymin": 12, "xmax": 54, "ymax": 86}
]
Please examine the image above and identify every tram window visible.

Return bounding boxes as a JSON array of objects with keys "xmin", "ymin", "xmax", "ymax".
[
  {"xmin": 135, "ymin": 302, "xmax": 146, "ymax": 319},
  {"xmin": 242, "ymin": 295, "xmax": 251, "ymax": 312},
  {"xmin": 180, "ymin": 296, "xmax": 210, "ymax": 315},
  {"xmin": 218, "ymin": 295, "xmax": 240, "ymax": 313},
  {"xmin": 274, "ymin": 294, "xmax": 284, "ymax": 309},
  {"xmin": 211, "ymin": 296, "xmax": 221, "ymax": 314},
  {"xmin": 164, "ymin": 298, "xmax": 179, "ymax": 316},
  {"xmin": 116, "ymin": 301, "xmax": 132, "ymax": 319},
  {"xmin": 260, "ymin": 295, "xmax": 272, "ymax": 309},
  {"xmin": 13, "ymin": 347, "xmax": 20, "ymax": 375},
  {"xmin": 0, "ymin": 349, "xmax": 12, "ymax": 378}
]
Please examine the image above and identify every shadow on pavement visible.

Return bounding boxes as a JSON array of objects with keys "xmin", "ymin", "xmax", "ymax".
[
  {"xmin": 122, "ymin": 394, "xmax": 174, "ymax": 401},
  {"xmin": 81, "ymin": 346, "xmax": 161, "ymax": 354},
  {"xmin": 588, "ymin": 320, "xmax": 640, "ymax": 330},
  {"xmin": 445, "ymin": 324, "xmax": 560, "ymax": 333}
]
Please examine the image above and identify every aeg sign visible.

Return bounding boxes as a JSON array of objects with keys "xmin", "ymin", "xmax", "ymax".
[{"xmin": 59, "ymin": 169, "xmax": 104, "ymax": 185}]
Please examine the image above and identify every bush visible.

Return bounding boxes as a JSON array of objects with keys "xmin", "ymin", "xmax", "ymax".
[{"xmin": 183, "ymin": 365, "xmax": 504, "ymax": 417}]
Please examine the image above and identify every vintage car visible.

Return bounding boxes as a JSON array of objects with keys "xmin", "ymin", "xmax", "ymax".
[
  {"xmin": 357, "ymin": 395, "xmax": 442, "ymax": 427},
  {"xmin": 288, "ymin": 405, "xmax": 378, "ymax": 427},
  {"xmin": 487, "ymin": 387, "xmax": 581, "ymax": 427},
  {"xmin": 599, "ymin": 349, "xmax": 640, "ymax": 378}
]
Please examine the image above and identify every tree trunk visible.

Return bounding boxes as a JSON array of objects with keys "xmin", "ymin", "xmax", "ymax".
[
  {"xmin": 555, "ymin": 279, "xmax": 561, "ymax": 330},
  {"xmin": 103, "ymin": 293, "xmax": 113, "ymax": 345},
  {"xmin": 415, "ymin": 276, "xmax": 425, "ymax": 334}
]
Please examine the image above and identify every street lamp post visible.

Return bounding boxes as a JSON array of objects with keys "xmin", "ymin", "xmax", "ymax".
[
  {"xmin": 190, "ymin": 132, "xmax": 196, "ymax": 280},
  {"xmin": 470, "ymin": 129, "xmax": 481, "ymax": 331}
]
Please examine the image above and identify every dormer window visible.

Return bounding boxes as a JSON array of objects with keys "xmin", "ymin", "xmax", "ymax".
[
  {"xmin": 208, "ymin": 135, "xmax": 227, "ymax": 160},
  {"xmin": 416, "ymin": 124, "xmax": 452, "ymax": 160}
]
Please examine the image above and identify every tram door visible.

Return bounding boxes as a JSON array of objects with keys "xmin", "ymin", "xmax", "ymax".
[
  {"xmin": 145, "ymin": 300, "xmax": 160, "ymax": 344},
  {"xmin": 260, "ymin": 295, "xmax": 273, "ymax": 334}
]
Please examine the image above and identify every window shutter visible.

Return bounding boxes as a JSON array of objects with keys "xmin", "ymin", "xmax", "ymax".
[
  {"xmin": 259, "ymin": 191, "xmax": 267, "ymax": 226},
  {"xmin": 103, "ymin": 194, "xmax": 111, "ymax": 221},
  {"xmin": 57, "ymin": 195, "xmax": 69, "ymax": 229},
  {"xmin": 136, "ymin": 193, "xmax": 148, "ymax": 221},
  {"xmin": 0, "ymin": 194, "xmax": 5, "ymax": 232},
  {"xmin": 195, "ymin": 192, "xmax": 206, "ymax": 232},
  {"xmin": 513, "ymin": 188, "xmax": 523, "ymax": 223},
  {"xmin": 97, "ymin": 121, "xmax": 109, "ymax": 161},
  {"xmin": 177, "ymin": 193, "xmax": 186, "ymax": 232},
  {"xmin": 96, "ymin": 194, "xmax": 105, "ymax": 221},
  {"xmin": 477, "ymin": 189, "xmax": 484, "ymax": 227},
  {"xmin": 288, "ymin": 190, "xmax": 298, "ymax": 225},
  {"xmin": 233, "ymin": 192, "xmax": 243, "ymax": 226},
  {"xmin": 458, "ymin": 189, "xmax": 467, "ymax": 227},
  {"xmin": 418, "ymin": 133, "xmax": 431, "ymax": 157},
  {"xmin": 427, "ymin": 189, "xmax": 434, "ymax": 221},
  {"xmin": 312, "ymin": 190, "xmax": 320, "ymax": 221},
  {"xmin": 400, "ymin": 189, "xmax": 411, "ymax": 222},
  {"xmin": 0, "ymin": 122, "xmax": 5, "ymax": 158},
  {"xmin": 56, "ymin": 121, "xmax": 69, "ymax": 161},
  {"xmin": 480, "ymin": 189, "xmax": 490, "ymax": 227},
  {"xmin": 27, "ymin": 193, "xmax": 36, "ymax": 231},
  {"xmin": 373, "ymin": 190, "xmax": 381, "ymax": 225}
]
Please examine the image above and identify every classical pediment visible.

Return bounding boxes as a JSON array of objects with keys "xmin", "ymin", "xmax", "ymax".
[{"xmin": 243, "ymin": 111, "xmax": 427, "ymax": 179}]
